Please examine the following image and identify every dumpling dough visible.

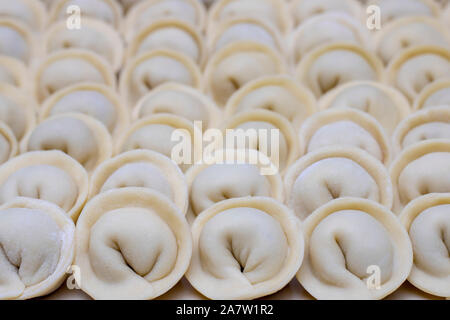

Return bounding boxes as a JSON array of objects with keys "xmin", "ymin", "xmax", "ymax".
[
  {"xmin": 119, "ymin": 49, "xmax": 201, "ymax": 108},
  {"xmin": 291, "ymin": 12, "xmax": 370, "ymax": 64},
  {"xmin": 124, "ymin": 0, "xmax": 206, "ymax": 39},
  {"xmin": 208, "ymin": 0, "xmax": 291, "ymax": 34},
  {"xmin": 390, "ymin": 140, "xmax": 450, "ymax": 213},
  {"xmin": 0, "ymin": 151, "xmax": 88, "ymax": 220},
  {"xmin": 386, "ymin": 45, "xmax": 450, "ymax": 102},
  {"xmin": 39, "ymin": 83, "xmax": 129, "ymax": 139},
  {"xmin": 0, "ymin": 197, "xmax": 75, "ymax": 300},
  {"xmin": 0, "ymin": 56, "xmax": 28, "ymax": 90},
  {"xmin": 186, "ymin": 197, "xmax": 304, "ymax": 300},
  {"xmin": 375, "ymin": 16, "xmax": 450, "ymax": 65},
  {"xmin": 204, "ymin": 41, "xmax": 285, "ymax": 106},
  {"xmin": 185, "ymin": 149, "xmax": 284, "ymax": 222},
  {"xmin": 297, "ymin": 43, "xmax": 383, "ymax": 98},
  {"xmin": 0, "ymin": 123, "xmax": 17, "ymax": 165},
  {"xmin": 222, "ymin": 110, "xmax": 300, "ymax": 173},
  {"xmin": 44, "ymin": 18, "xmax": 124, "ymax": 72},
  {"xmin": 299, "ymin": 108, "xmax": 391, "ymax": 165},
  {"xmin": 34, "ymin": 49, "xmax": 115, "ymax": 103},
  {"xmin": 290, "ymin": 0, "xmax": 362, "ymax": 27},
  {"xmin": 224, "ymin": 75, "xmax": 316, "ymax": 128},
  {"xmin": 50, "ymin": 0, "xmax": 123, "ymax": 28},
  {"xmin": 117, "ymin": 114, "xmax": 202, "ymax": 172},
  {"xmin": 75, "ymin": 188, "xmax": 192, "ymax": 300},
  {"xmin": 413, "ymin": 78, "xmax": 450, "ymax": 111},
  {"xmin": 21, "ymin": 113, "xmax": 113, "ymax": 172},
  {"xmin": 319, "ymin": 81, "xmax": 411, "ymax": 135},
  {"xmin": 367, "ymin": 0, "xmax": 439, "ymax": 25},
  {"xmin": 0, "ymin": 84, "xmax": 35, "ymax": 141},
  {"xmin": 132, "ymin": 83, "xmax": 221, "ymax": 129},
  {"xmin": 0, "ymin": 0, "xmax": 46, "ymax": 30},
  {"xmin": 284, "ymin": 147, "xmax": 393, "ymax": 220},
  {"xmin": 400, "ymin": 194, "xmax": 450, "ymax": 297},
  {"xmin": 89, "ymin": 150, "xmax": 188, "ymax": 214},
  {"xmin": 0, "ymin": 18, "xmax": 34, "ymax": 64},
  {"xmin": 297, "ymin": 198, "xmax": 413, "ymax": 300},
  {"xmin": 127, "ymin": 19, "xmax": 204, "ymax": 65},
  {"xmin": 393, "ymin": 107, "xmax": 450, "ymax": 155}
]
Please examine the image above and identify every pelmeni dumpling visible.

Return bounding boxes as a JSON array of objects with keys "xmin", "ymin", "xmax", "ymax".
[
  {"xmin": 375, "ymin": 17, "xmax": 450, "ymax": 65},
  {"xmin": 297, "ymin": 198, "xmax": 413, "ymax": 300},
  {"xmin": 116, "ymin": 0, "xmax": 140, "ymax": 12},
  {"xmin": 400, "ymin": 194, "xmax": 450, "ymax": 297},
  {"xmin": 89, "ymin": 150, "xmax": 188, "ymax": 214},
  {"xmin": 0, "ymin": 84, "xmax": 35, "ymax": 142},
  {"xmin": 119, "ymin": 49, "xmax": 201, "ymax": 108},
  {"xmin": 75, "ymin": 188, "xmax": 192, "ymax": 300},
  {"xmin": 186, "ymin": 197, "xmax": 304, "ymax": 300},
  {"xmin": 390, "ymin": 140, "xmax": 450, "ymax": 213},
  {"xmin": 34, "ymin": 49, "xmax": 116, "ymax": 103},
  {"xmin": 0, "ymin": 197, "xmax": 75, "ymax": 300},
  {"xmin": 290, "ymin": 13, "xmax": 371, "ymax": 64},
  {"xmin": 132, "ymin": 83, "xmax": 221, "ymax": 130},
  {"xmin": 393, "ymin": 107, "xmax": 450, "ymax": 155},
  {"xmin": 319, "ymin": 81, "xmax": 411, "ymax": 135},
  {"xmin": 44, "ymin": 18, "xmax": 124, "ymax": 72},
  {"xmin": 284, "ymin": 147, "xmax": 393, "ymax": 220},
  {"xmin": 299, "ymin": 108, "xmax": 391, "ymax": 165},
  {"xmin": 444, "ymin": 4, "xmax": 450, "ymax": 29},
  {"xmin": 367, "ymin": 0, "xmax": 439, "ymax": 25},
  {"xmin": 290, "ymin": 0, "xmax": 362, "ymax": 27},
  {"xmin": 116, "ymin": 114, "xmax": 202, "ymax": 172},
  {"xmin": 207, "ymin": 17, "xmax": 283, "ymax": 55},
  {"xmin": 209, "ymin": 0, "xmax": 292, "ymax": 34},
  {"xmin": 296, "ymin": 43, "xmax": 383, "ymax": 98},
  {"xmin": 39, "ymin": 83, "xmax": 129, "ymax": 139},
  {"xmin": 386, "ymin": 45, "xmax": 450, "ymax": 102},
  {"xmin": 0, "ymin": 123, "xmax": 17, "ymax": 165},
  {"xmin": 21, "ymin": 113, "xmax": 113, "ymax": 172},
  {"xmin": 222, "ymin": 110, "xmax": 300, "ymax": 173},
  {"xmin": 50, "ymin": 0, "xmax": 123, "ymax": 28},
  {"xmin": 124, "ymin": 0, "xmax": 206, "ymax": 39},
  {"xmin": 204, "ymin": 41, "xmax": 285, "ymax": 106},
  {"xmin": 225, "ymin": 76, "xmax": 316, "ymax": 128},
  {"xmin": 127, "ymin": 19, "xmax": 205, "ymax": 65},
  {"xmin": 0, "ymin": 55, "xmax": 28, "ymax": 90},
  {"xmin": 0, "ymin": 19, "xmax": 35, "ymax": 64},
  {"xmin": 0, "ymin": 151, "xmax": 88, "ymax": 220},
  {"xmin": 414, "ymin": 78, "xmax": 450, "ymax": 111},
  {"xmin": 0, "ymin": 0, "xmax": 47, "ymax": 30},
  {"xmin": 185, "ymin": 149, "xmax": 283, "ymax": 222}
]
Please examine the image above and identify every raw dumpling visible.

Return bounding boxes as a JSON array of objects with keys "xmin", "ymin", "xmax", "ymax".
[
  {"xmin": 297, "ymin": 198, "xmax": 412, "ymax": 299},
  {"xmin": 0, "ymin": 197, "xmax": 75, "ymax": 299},
  {"xmin": 44, "ymin": 18, "xmax": 124, "ymax": 72},
  {"xmin": 0, "ymin": 56, "xmax": 28, "ymax": 90},
  {"xmin": 390, "ymin": 140, "xmax": 450, "ymax": 213},
  {"xmin": 185, "ymin": 148, "xmax": 284, "ymax": 222},
  {"xmin": 119, "ymin": 49, "xmax": 201, "ymax": 108},
  {"xmin": 224, "ymin": 75, "xmax": 316, "ymax": 128},
  {"xmin": 0, "ymin": 0, "xmax": 47, "ymax": 30},
  {"xmin": 127, "ymin": 19, "xmax": 204, "ymax": 65},
  {"xmin": 222, "ymin": 110, "xmax": 300, "ymax": 173},
  {"xmin": 186, "ymin": 197, "xmax": 304, "ymax": 299},
  {"xmin": 132, "ymin": 83, "xmax": 221, "ymax": 130},
  {"xmin": 299, "ymin": 108, "xmax": 391, "ymax": 165},
  {"xmin": 75, "ymin": 188, "xmax": 192, "ymax": 300},
  {"xmin": 296, "ymin": 43, "xmax": 383, "ymax": 98},
  {"xmin": 393, "ymin": 107, "xmax": 450, "ymax": 155},
  {"xmin": 89, "ymin": 150, "xmax": 188, "ymax": 214},
  {"xmin": 375, "ymin": 16, "xmax": 450, "ymax": 65},
  {"xmin": 0, "ymin": 123, "xmax": 17, "ymax": 165},
  {"xmin": 34, "ymin": 49, "xmax": 116, "ymax": 103},
  {"xmin": 21, "ymin": 113, "xmax": 113, "ymax": 172},
  {"xmin": 319, "ymin": 81, "xmax": 411, "ymax": 135},
  {"xmin": 290, "ymin": 12, "xmax": 371, "ymax": 64},
  {"xmin": 400, "ymin": 193, "xmax": 450, "ymax": 297},
  {"xmin": 0, "ymin": 18, "xmax": 35, "ymax": 64},
  {"xmin": 413, "ymin": 78, "xmax": 450, "ymax": 111},
  {"xmin": 367, "ymin": 0, "xmax": 439, "ymax": 25},
  {"xmin": 284, "ymin": 147, "xmax": 393, "ymax": 220},
  {"xmin": 204, "ymin": 41, "xmax": 285, "ymax": 106},
  {"xmin": 39, "ymin": 83, "xmax": 129, "ymax": 139},
  {"xmin": 0, "ymin": 151, "xmax": 88, "ymax": 220},
  {"xmin": 386, "ymin": 45, "xmax": 450, "ymax": 102}
]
